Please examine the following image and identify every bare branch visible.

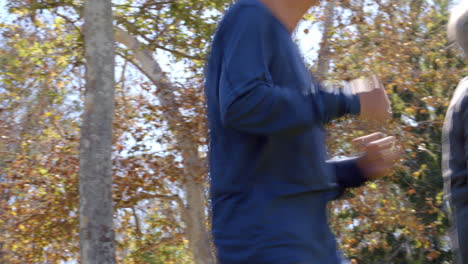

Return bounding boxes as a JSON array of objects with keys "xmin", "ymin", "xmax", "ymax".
[
  {"xmin": 131, "ymin": 206, "xmax": 142, "ymax": 239},
  {"xmin": 115, "ymin": 27, "xmax": 169, "ymax": 88},
  {"xmin": 119, "ymin": 192, "xmax": 184, "ymax": 208},
  {"xmin": 140, "ymin": 235, "xmax": 182, "ymax": 253},
  {"xmin": 117, "ymin": 20, "xmax": 205, "ymax": 60}
]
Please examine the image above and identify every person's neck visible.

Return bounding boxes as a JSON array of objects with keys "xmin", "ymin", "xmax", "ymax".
[{"xmin": 259, "ymin": 0, "xmax": 318, "ymax": 32}]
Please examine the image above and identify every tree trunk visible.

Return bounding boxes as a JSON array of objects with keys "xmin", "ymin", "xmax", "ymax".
[
  {"xmin": 316, "ymin": 0, "xmax": 337, "ymax": 80},
  {"xmin": 0, "ymin": 153, "xmax": 7, "ymax": 263},
  {"xmin": 79, "ymin": 0, "xmax": 116, "ymax": 263},
  {"xmin": 183, "ymin": 158, "xmax": 215, "ymax": 264},
  {"xmin": 0, "ymin": 120, "xmax": 12, "ymax": 263},
  {"xmin": 115, "ymin": 28, "xmax": 216, "ymax": 264}
]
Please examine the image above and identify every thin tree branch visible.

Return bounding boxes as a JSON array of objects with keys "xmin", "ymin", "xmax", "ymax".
[
  {"xmin": 119, "ymin": 192, "xmax": 183, "ymax": 208},
  {"xmin": 141, "ymin": 235, "xmax": 182, "ymax": 253},
  {"xmin": 115, "ymin": 20, "xmax": 204, "ymax": 60},
  {"xmin": 131, "ymin": 206, "xmax": 142, "ymax": 239}
]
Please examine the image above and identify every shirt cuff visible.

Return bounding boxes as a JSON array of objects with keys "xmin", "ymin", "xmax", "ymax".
[
  {"xmin": 349, "ymin": 94, "xmax": 361, "ymax": 115},
  {"xmin": 331, "ymin": 157, "xmax": 367, "ymax": 189}
]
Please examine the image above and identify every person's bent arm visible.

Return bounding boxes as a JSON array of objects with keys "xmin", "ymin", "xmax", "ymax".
[
  {"xmin": 327, "ymin": 133, "xmax": 400, "ymax": 200},
  {"xmin": 315, "ymin": 84, "xmax": 361, "ymax": 124},
  {"xmin": 450, "ymin": 98, "xmax": 468, "ymax": 207},
  {"xmin": 315, "ymin": 76, "xmax": 392, "ymax": 124},
  {"xmin": 464, "ymin": 99, "xmax": 468, "ymax": 175},
  {"xmin": 331, "ymin": 157, "xmax": 367, "ymax": 189},
  {"xmin": 219, "ymin": 7, "xmax": 358, "ymax": 135}
]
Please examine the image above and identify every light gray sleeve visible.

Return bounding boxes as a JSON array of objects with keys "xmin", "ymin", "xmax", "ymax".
[{"xmin": 463, "ymin": 98, "xmax": 468, "ymax": 180}]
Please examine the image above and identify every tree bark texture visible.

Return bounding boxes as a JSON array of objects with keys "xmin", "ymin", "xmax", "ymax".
[
  {"xmin": 79, "ymin": 0, "xmax": 116, "ymax": 263},
  {"xmin": 316, "ymin": 0, "xmax": 337, "ymax": 80}
]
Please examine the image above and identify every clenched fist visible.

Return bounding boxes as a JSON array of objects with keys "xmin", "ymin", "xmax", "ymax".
[
  {"xmin": 353, "ymin": 132, "xmax": 401, "ymax": 181},
  {"xmin": 351, "ymin": 75, "xmax": 392, "ymax": 123}
]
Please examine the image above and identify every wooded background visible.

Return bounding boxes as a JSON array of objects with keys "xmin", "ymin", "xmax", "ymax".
[{"xmin": 0, "ymin": 0, "xmax": 465, "ymax": 263}]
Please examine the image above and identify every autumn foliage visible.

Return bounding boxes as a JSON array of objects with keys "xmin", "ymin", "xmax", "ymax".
[{"xmin": 0, "ymin": 0, "xmax": 465, "ymax": 263}]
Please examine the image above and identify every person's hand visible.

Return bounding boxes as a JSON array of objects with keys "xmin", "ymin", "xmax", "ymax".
[
  {"xmin": 353, "ymin": 76, "xmax": 392, "ymax": 123},
  {"xmin": 353, "ymin": 132, "xmax": 400, "ymax": 181}
]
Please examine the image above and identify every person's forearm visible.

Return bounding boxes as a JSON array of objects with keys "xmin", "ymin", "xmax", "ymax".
[
  {"xmin": 316, "ymin": 88, "xmax": 360, "ymax": 123},
  {"xmin": 222, "ymin": 82, "xmax": 330, "ymax": 135},
  {"xmin": 329, "ymin": 157, "xmax": 367, "ymax": 189}
]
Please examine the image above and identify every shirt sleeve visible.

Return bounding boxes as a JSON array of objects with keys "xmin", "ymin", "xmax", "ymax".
[
  {"xmin": 325, "ymin": 157, "xmax": 367, "ymax": 200},
  {"xmin": 218, "ymin": 6, "xmax": 359, "ymax": 136},
  {"xmin": 316, "ymin": 87, "xmax": 361, "ymax": 124},
  {"xmin": 464, "ymin": 100, "xmax": 468, "ymax": 169},
  {"xmin": 444, "ymin": 95, "xmax": 468, "ymax": 207}
]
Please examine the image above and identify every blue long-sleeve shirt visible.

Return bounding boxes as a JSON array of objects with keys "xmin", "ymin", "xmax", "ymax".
[{"xmin": 205, "ymin": 0, "xmax": 366, "ymax": 263}]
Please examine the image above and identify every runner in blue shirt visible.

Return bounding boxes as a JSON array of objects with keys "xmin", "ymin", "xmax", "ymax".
[{"xmin": 205, "ymin": 0, "xmax": 400, "ymax": 263}]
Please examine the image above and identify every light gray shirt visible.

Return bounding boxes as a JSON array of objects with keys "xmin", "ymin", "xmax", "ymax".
[{"xmin": 443, "ymin": 77, "xmax": 468, "ymax": 210}]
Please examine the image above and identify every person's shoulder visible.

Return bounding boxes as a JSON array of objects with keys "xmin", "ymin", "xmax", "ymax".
[
  {"xmin": 454, "ymin": 77, "xmax": 468, "ymax": 111},
  {"xmin": 461, "ymin": 80, "xmax": 468, "ymax": 105},
  {"xmin": 228, "ymin": 0, "xmax": 269, "ymax": 16},
  {"xmin": 219, "ymin": 0, "xmax": 272, "ymax": 31},
  {"xmin": 458, "ymin": 76, "xmax": 468, "ymax": 87},
  {"xmin": 457, "ymin": 77, "xmax": 468, "ymax": 97}
]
